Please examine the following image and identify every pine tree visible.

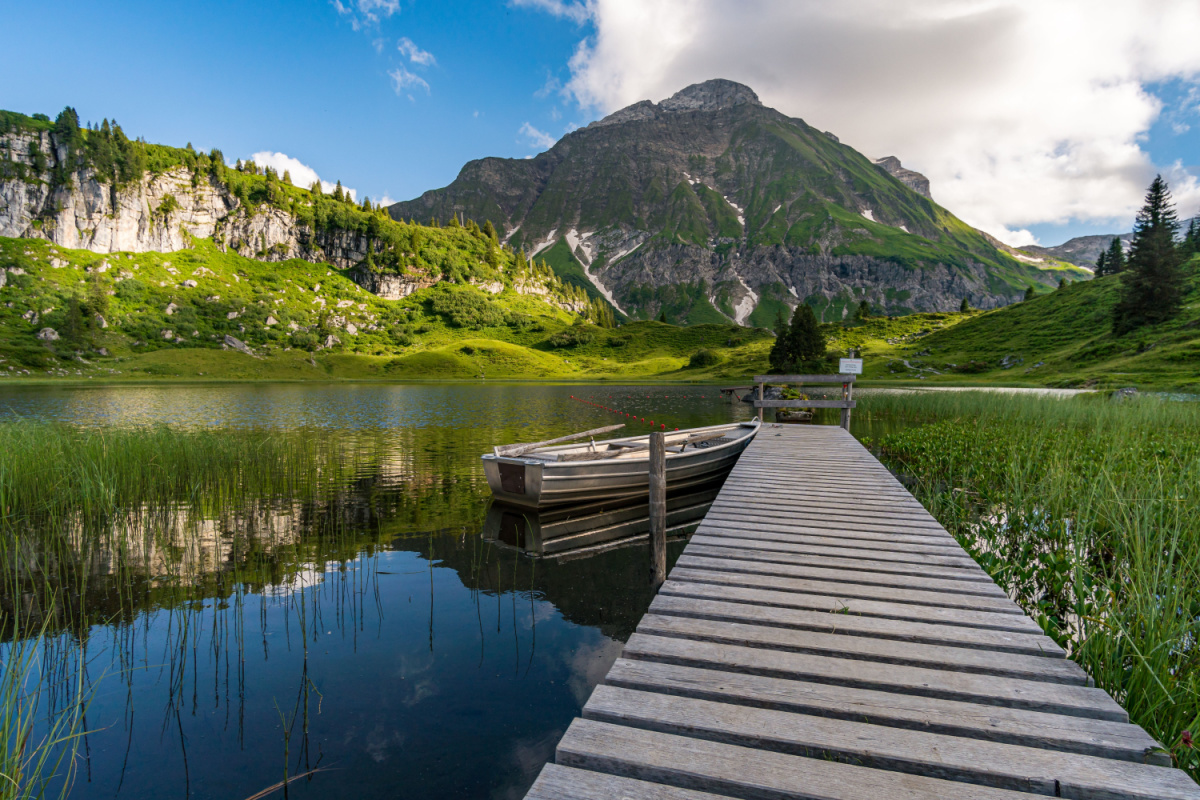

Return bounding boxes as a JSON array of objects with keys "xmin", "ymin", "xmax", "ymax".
[
  {"xmin": 1094, "ymin": 249, "xmax": 1108, "ymax": 277},
  {"xmin": 282, "ymin": 169, "xmax": 292, "ymax": 185},
  {"xmin": 1106, "ymin": 237, "xmax": 1126, "ymax": 274},
  {"xmin": 1024, "ymin": 285, "xmax": 1036, "ymax": 301},
  {"xmin": 1113, "ymin": 175, "xmax": 1185, "ymax": 333},
  {"xmin": 333, "ymin": 180, "xmax": 344, "ymax": 202},
  {"xmin": 768, "ymin": 311, "xmax": 793, "ymax": 372},
  {"xmin": 310, "ymin": 181, "xmax": 322, "ymax": 197},
  {"xmin": 959, "ymin": 297, "xmax": 970, "ymax": 313},
  {"xmin": 854, "ymin": 299, "xmax": 870, "ymax": 321},
  {"xmin": 1182, "ymin": 218, "xmax": 1200, "ymax": 259},
  {"xmin": 658, "ymin": 310, "xmax": 668, "ymax": 323},
  {"xmin": 787, "ymin": 303, "xmax": 825, "ymax": 364},
  {"xmin": 1058, "ymin": 278, "xmax": 1068, "ymax": 290},
  {"xmin": 482, "ymin": 220, "xmax": 498, "ymax": 244}
]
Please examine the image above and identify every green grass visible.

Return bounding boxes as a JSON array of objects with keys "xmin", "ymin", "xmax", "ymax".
[{"xmin": 856, "ymin": 391, "xmax": 1200, "ymax": 777}]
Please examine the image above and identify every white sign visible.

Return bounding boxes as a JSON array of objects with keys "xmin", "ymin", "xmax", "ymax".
[{"xmin": 839, "ymin": 358, "xmax": 863, "ymax": 375}]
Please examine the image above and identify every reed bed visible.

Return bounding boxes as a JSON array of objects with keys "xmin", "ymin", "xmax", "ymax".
[
  {"xmin": 0, "ymin": 420, "xmax": 382, "ymax": 799},
  {"xmin": 857, "ymin": 390, "xmax": 1200, "ymax": 775}
]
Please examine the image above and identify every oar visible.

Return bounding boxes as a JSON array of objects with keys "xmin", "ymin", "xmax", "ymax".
[{"xmin": 494, "ymin": 424, "xmax": 626, "ymax": 457}]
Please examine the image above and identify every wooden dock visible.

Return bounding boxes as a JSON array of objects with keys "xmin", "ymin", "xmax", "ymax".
[{"xmin": 525, "ymin": 424, "xmax": 1200, "ymax": 800}]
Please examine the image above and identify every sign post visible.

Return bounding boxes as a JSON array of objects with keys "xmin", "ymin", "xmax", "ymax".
[{"xmin": 838, "ymin": 358, "xmax": 863, "ymax": 375}]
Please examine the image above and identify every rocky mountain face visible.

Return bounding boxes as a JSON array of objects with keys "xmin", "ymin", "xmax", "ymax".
[
  {"xmin": 0, "ymin": 128, "xmax": 427, "ymax": 299},
  {"xmin": 874, "ymin": 157, "xmax": 932, "ymax": 199},
  {"xmin": 390, "ymin": 79, "xmax": 1076, "ymax": 324}
]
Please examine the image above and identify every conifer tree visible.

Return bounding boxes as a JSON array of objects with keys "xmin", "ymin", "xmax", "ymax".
[
  {"xmin": 310, "ymin": 181, "xmax": 322, "ymax": 197},
  {"xmin": 959, "ymin": 297, "xmax": 970, "ymax": 312},
  {"xmin": 282, "ymin": 170, "xmax": 292, "ymax": 185},
  {"xmin": 1058, "ymin": 278, "xmax": 1068, "ymax": 289},
  {"xmin": 333, "ymin": 180, "xmax": 344, "ymax": 202},
  {"xmin": 1182, "ymin": 218, "xmax": 1200, "ymax": 259},
  {"xmin": 854, "ymin": 299, "xmax": 870, "ymax": 321},
  {"xmin": 1023, "ymin": 285, "xmax": 1036, "ymax": 301},
  {"xmin": 1094, "ymin": 249, "xmax": 1108, "ymax": 277},
  {"xmin": 482, "ymin": 220, "xmax": 498, "ymax": 244},
  {"xmin": 658, "ymin": 310, "xmax": 668, "ymax": 323},
  {"xmin": 1113, "ymin": 175, "xmax": 1185, "ymax": 333},
  {"xmin": 787, "ymin": 303, "xmax": 825, "ymax": 364},
  {"xmin": 1106, "ymin": 237, "xmax": 1126, "ymax": 274}
]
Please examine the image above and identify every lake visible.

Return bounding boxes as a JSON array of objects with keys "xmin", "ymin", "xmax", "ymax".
[{"xmin": 0, "ymin": 383, "xmax": 753, "ymax": 800}]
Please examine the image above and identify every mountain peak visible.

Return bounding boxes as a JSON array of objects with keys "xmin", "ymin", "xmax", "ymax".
[
  {"xmin": 659, "ymin": 79, "xmax": 761, "ymax": 112},
  {"xmin": 589, "ymin": 79, "xmax": 761, "ymax": 129}
]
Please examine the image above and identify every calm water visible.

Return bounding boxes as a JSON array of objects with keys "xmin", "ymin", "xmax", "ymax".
[{"xmin": 0, "ymin": 383, "xmax": 749, "ymax": 800}]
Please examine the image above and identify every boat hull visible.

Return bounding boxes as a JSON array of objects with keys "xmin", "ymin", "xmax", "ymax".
[{"xmin": 481, "ymin": 421, "xmax": 757, "ymax": 509}]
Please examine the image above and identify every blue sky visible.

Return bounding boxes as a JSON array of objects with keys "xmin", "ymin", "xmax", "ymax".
[
  {"xmin": 3, "ymin": 0, "xmax": 1197, "ymax": 247},
  {"xmin": 0, "ymin": 0, "xmax": 592, "ymax": 206}
]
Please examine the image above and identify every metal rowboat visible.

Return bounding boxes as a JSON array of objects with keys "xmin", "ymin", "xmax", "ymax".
[{"xmin": 481, "ymin": 419, "xmax": 759, "ymax": 509}]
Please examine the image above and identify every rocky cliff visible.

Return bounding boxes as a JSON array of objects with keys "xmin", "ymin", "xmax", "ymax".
[
  {"xmin": 874, "ymin": 156, "xmax": 932, "ymax": 200},
  {"xmin": 390, "ymin": 80, "xmax": 1083, "ymax": 323}
]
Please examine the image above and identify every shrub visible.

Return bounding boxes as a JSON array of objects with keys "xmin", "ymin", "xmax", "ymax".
[
  {"xmin": 547, "ymin": 328, "xmax": 595, "ymax": 348},
  {"xmin": 429, "ymin": 289, "xmax": 506, "ymax": 329},
  {"xmin": 688, "ymin": 348, "xmax": 721, "ymax": 368}
]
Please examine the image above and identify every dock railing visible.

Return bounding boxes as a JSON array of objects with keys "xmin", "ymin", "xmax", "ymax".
[{"xmin": 753, "ymin": 373, "xmax": 857, "ymax": 430}]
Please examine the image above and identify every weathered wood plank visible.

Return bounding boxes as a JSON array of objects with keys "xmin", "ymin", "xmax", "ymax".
[
  {"xmin": 525, "ymin": 764, "xmax": 731, "ymax": 800},
  {"xmin": 683, "ymin": 542, "xmax": 995, "ymax": 582},
  {"xmin": 603, "ymin": 659, "xmax": 1168, "ymax": 765},
  {"xmin": 582, "ymin": 688, "xmax": 1197, "ymax": 799},
  {"xmin": 636, "ymin": 614, "xmax": 1086, "ymax": 683},
  {"xmin": 689, "ymin": 534, "xmax": 984, "ymax": 569},
  {"xmin": 694, "ymin": 523, "xmax": 962, "ymax": 554},
  {"xmin": 660, "ymin": 580, "xmax": 1039, "ymax": 633},
  {"xmin": 666, "ymin": 567, "xmax": 1023, "ymax": 614},
  {"xmin": 648, "ymin": 595, "xmax": 1064, "ymax": 656},
  {"xmin": 674, "ymin": 553, "xmax": 1008, "ymax": 597},
  {"xmin": 556, "ymin": 719, "xmax": 1040, "ymax": 800},
  {"xmin": 622, "ymin": 634, "xmax": 1127, "ymax": 720}
]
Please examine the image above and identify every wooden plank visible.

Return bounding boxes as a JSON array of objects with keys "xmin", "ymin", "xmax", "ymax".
[
  {"xmin": 525, "ymin": 764, "xmax": 731, "ymax": 800},
  {"xmin": 683, "ymin": 543, "xmax": 996, "ymax": 583},
  {"xmin": 604, "ymin": 659, "xmax": 1168, "ymax": 765},
  {"xmin": 755, "ymin": 399, "xmax": 857, "ymax": 408},
  {"xmin": 581, "ymin": 688, "xmax": 1197, "ymax": 799},
  {"xmin": 660, "ymin": 581, "xmax": 1039, "ymax": 634},
  {"xmin": 666, "ymin": 567, "xmax": 1023, "ymax": 614},
  {"xmin": 709, "ymin": 496, "xmax": 939, "ymax": 520},
  {"xmin": 556, "ymin": 719, "xmax": 1040, "ymax": 800},
  {"xmin": 699, "ymin": 515, "xmax": 957, "ymax": 543},
  {"xmin": 689, "ymin": 534, "xmax": 984, "ymax": 570},
  {"xmin": 754, "ymin": 374, "xmax": 858, "ymax": 383},
  {"xmin": 636, "ymin": 614, "xmax": 1086, "ymax": 683},
  {"xmin": 673, "ymin": 554, "xmax": 1009, "ymax": 598},
  {"xmin": 693, "ymin": 524, "xmax": 962, "ymax": 555},
  {"xmin": 622, "ymin": 634, "xmax": 1126, "ymax": 720},
  {"xmin": 648, "ymin": 595, "xmax": 1064, "ymax": 656}
]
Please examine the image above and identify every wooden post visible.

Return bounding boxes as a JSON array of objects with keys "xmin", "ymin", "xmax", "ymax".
[
  {"xmin": 649, "ymin": 430, "xmax": 666, "ymax": 589},
  {"xmin": 757, "ymin": 381, "xmax": 764, "ymax": 422},
  {"xmin": 840, "ymin": 381, "xmax": 853, "ymax": 431}
]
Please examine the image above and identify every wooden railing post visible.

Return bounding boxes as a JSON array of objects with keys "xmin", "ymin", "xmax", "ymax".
[
  {"xmin": 649, "ymin": 431, "xmax": 666, "ymax": 589},
  {"xmin": 840, "ymin": 381, "xmax": 852, "ymax": 431},
  {"xmin": 757, "ymin": 381, "xmax": 764, "ymax": 422}
]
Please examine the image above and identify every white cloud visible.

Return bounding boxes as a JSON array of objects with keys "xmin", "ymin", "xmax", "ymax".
[
  {"xmin": 250, "ymin": 152, "xmax": 356, "ymax": 201},
  {"xmin": 510, "ymin": 0, "xmax": 591, "ymax": 25},
  {"xmin": 390, "ymin": 66, "xmax": 430, "ymax": 95},
  {"xmin": 398, "ymin": 37, "xmax": 436, "ymax": 66},
  {"xmin": 333, "ymin": 0, "xmax": 400, "ymax": 30},
  {"xmin": 379, "ymin": 195, "xmax": 396, "ymax": 207},
  {"xmin": 535, "ymin": 0, "xmax": 1200, "ymax": 245},
  {"xmin": 519, "ymin": 122, "xmax": 558, "ymax": 150}
]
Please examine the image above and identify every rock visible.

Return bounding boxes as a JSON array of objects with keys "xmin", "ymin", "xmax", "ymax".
[
  {"xmin": 227, "ymin": 311, "xmax": 239, "ymax": 319},
  {"xmin": 874, "ymin": 156, "xmax": 933, "ymax": 199},
  {"xmin": 336, "ymin": 299, "xmax": 354, "ymax": 308},
  {"xmin": 265, "ymin": 316, "xmax": 278, "ymax": 326},
  {"xmin": 0, "ymin": 271, "xmax": 5, "ymax": 289},
  {"xmin": 346, "ymin": 323, "xmax": 358, "ymax": 335},
  {"xmin": 999, "ymin": 354, "xmax": 1024, "ymax": 369},
  {"xmin": 207, "ymin": 295, "xmax": 220, "ymax": 302},
  {"xmin": 1111, "ymin": 387, "xmax": 1139, "ymax": 402},
  {"xmin": 182, "ymin": 279, "xmax": 198, "ymax": 288},
  {"xmin": 288, "ymin": 321, "xmax": 300, "ymax": 330},
  {"xmin": 36, "ymin": 327, "xmax": 59, "ymax": 341},
  {"xmin": 165, "ymin": 302, "xmax": 179, "ymax": 315},
  {"xmin": 8, "ymin": 267, "xmax": 26, "ymax": 276},
  {"xmin": 22, "ymin": 310, "xmax": 38, "ymax": 324},
  {"xmin": 323, "ymin": 334, "xmax": 340, "ymax": 348},
  {"xmin": 223, "ymin": 334, "xmax": 258, "ymax": 357},
  {"xmin": 95, "ymin": 314, "xmax": 108, "ymax": 328},
  {"xmin": 160, "ymin": 329, "xmax": 174, "ymax": 340},
  {"xmin": 98, "ymin": 347, "xmax": 108, "ymax": 356}
]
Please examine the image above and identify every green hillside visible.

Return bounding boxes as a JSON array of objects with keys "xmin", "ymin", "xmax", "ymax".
[
  {"xmin": 0, "ymin": 236, "xmax": 772, "ymax": 382},
  {"xmin": 830, "ymin": 259, "xmax": 1200, "ymax": 389}
]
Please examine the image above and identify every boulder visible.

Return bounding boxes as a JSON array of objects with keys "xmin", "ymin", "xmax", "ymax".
[
  {"xmin": 346, "ymin": 323, "xmax": 358, "ymax": 335},
  {"xmin": 160, "ymin": 329, "xmax": 174, "ymax": 340},
  {"xmin": 265, "ymin": 316, "xmax": 278, "ymax": 326},
  {"xmin": 36, "ymin": 327, "xmax": 59, "ymax": 341},
  {"xmin": 323, "ymin": 334, "xmax": 340, "ymax": 348},
  {"xmin": 95, "ymin": 314, "xmax": 108, "ymax": 328},
  {"xmin": 182, "ymin": 279, "xmax": 198, "ymax": 288},
  {"xmin": 165, "ymin": 302, "xmax": 178, "ymax": 315},
  {"xmin": 223, "ymin": 334, "xmax": 259, "ymax": 357},
  {"xmin": 1111, "ymin": 387, "xmax": 1139, "ymax": 402}
]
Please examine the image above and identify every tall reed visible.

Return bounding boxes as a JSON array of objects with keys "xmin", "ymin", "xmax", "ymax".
[{"xmin": 858, "ymin": 391, "xmax": 1200, "ymax": 775}]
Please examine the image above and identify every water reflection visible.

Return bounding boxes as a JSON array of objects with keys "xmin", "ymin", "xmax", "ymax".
[{"xmin": 1, "ymin": 384, "xmax": 729, "ymax": 799}]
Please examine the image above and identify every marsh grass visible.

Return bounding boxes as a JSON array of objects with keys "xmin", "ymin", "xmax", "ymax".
[
  {"xmin": 0, "ymin": 421, "xmax": 384, "ymax": 796},
  {"xmin": 858, "ymin": 391, "xmax": 1200, "ymax": 774}
]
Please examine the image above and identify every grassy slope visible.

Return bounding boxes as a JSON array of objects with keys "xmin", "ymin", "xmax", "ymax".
[
  {"xmin": 0, "ymin": 237, "xmax": 772, "ymax": 382},
  {"xmin": 824, "ymin": 258, "xmax": 1200, "ymax": 389}
]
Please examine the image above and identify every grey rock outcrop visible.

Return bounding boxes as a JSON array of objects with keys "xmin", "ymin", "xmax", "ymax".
[
  {"xmin": 874, "ymin": 156, "xmax": 932, "ymax": 199},
  {"xmin": 222, "ymin": 334, "xmax": 258, "ymax": 357},
  {"xmin": 36, "ymin": 328, "xmax": 59, "ymax": 341}
]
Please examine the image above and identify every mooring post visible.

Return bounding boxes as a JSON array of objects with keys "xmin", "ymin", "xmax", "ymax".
[
  {"xmin": 840, "ymin": 380, "xmax": 853, "ymax": 431},
  {"xmin": 757, "ymin": 381, "xmax": 764, "ymax": 422},
  {"xmin": 649, "ymin": 430, "xmax": 667, "ymax": 589}
]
